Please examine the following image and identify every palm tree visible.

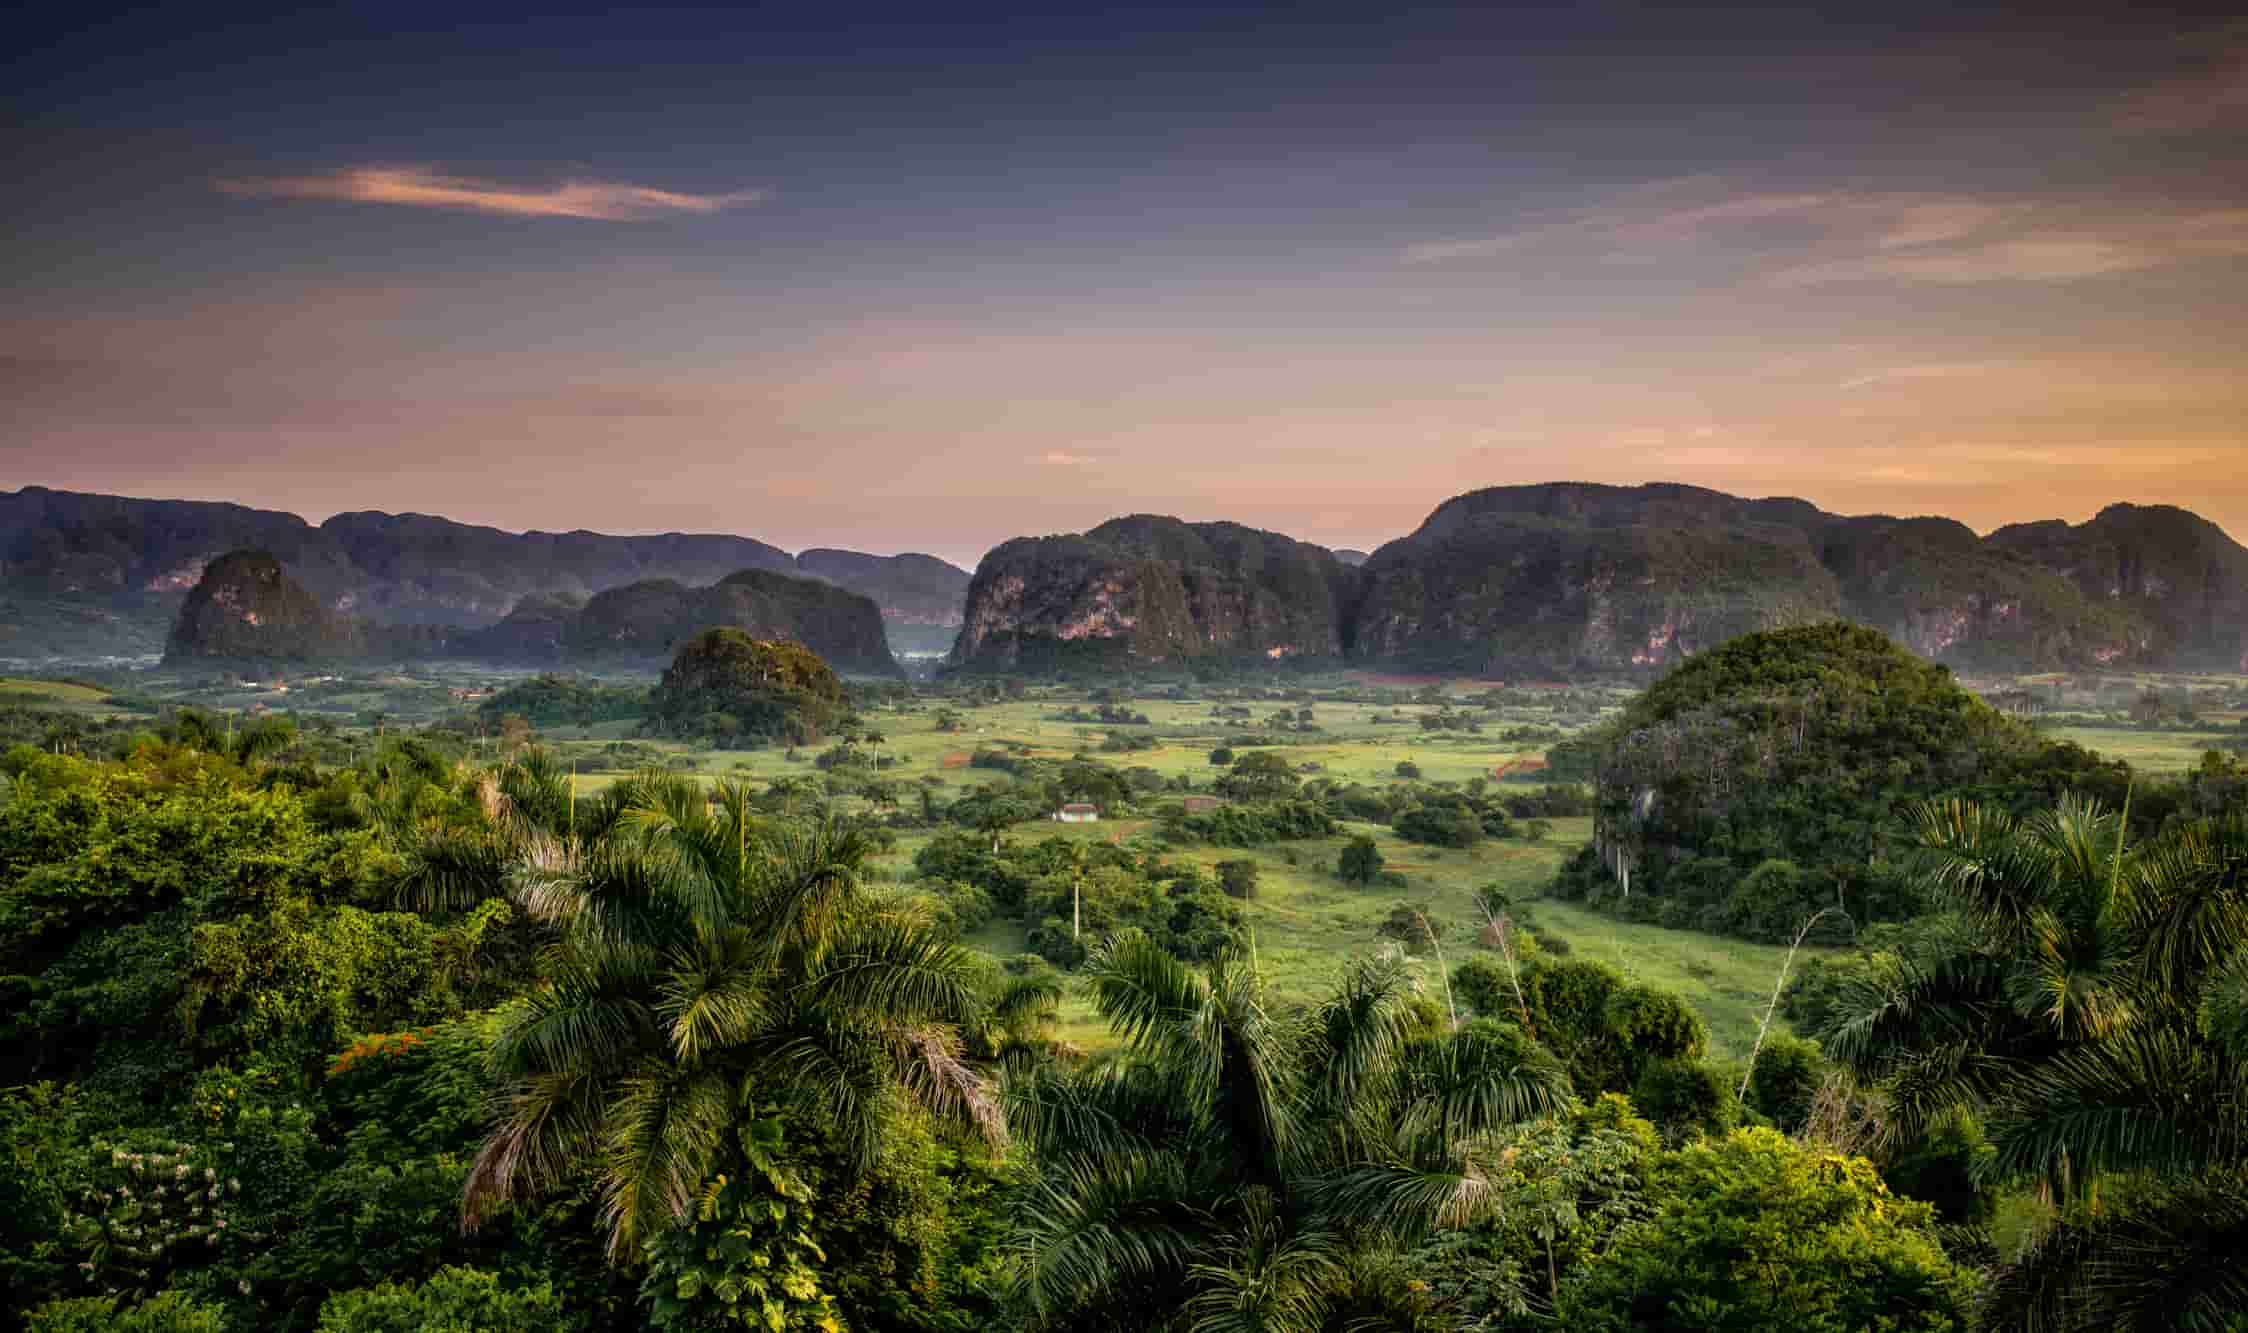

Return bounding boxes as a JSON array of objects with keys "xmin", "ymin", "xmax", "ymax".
[
  {"xmin": 389, "ymin": 747, "xmax": 587, "ymax": 915},
  {"xmin": 1822, "ymin": 795, "xmax": 2248, "ymax": 1331},
  {"xmin": 1006, "ymin": 933, "xmax": 1570, "ymax": 1330},
  {"xmin": 460, "ymin": 774, "xmax": 1003, "ymax": 1260}
]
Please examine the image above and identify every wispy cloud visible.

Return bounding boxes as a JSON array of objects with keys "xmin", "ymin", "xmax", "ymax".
[
  {"xmin": 1405, "ymin": 181, "xmax": 2248, "ymax": 287},
  {"xmin": 215, "ymin": 165, "xmax": 763, "ymax": 220},
  {"xmin": 1400, "ymin": 230, "xmax": 1554, "ymax": 264},
  {"xmin": 1038, "ymin": 450, "xmax": 1093, "ymax": 466},
  {"xmin": 1773, "ymin": 214, "xmax": 2248, "ymax": 286},
  {"xmin": 1401, "ymin": 192, "xmax": 1833, "ymax": 265},
  {"xmin": 1837, "ymin": 362, "xmax": 2009, "ymax": 390}
]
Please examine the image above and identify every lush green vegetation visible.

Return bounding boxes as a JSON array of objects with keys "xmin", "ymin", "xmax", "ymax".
[
  {"xmin": 5, "ymin": 633, "xmax": 2245, "ymax": 1331},
  {"xmin": 475, "ymin": 674, "xmax": 647, "ymax": 727},
  {"xmin": 1550, "ymin": 624, "xmax": 2133, "ymax": 943},
  {"xmin": 644, "ymin": 630, "xmax": 848, "ymax": 747}
]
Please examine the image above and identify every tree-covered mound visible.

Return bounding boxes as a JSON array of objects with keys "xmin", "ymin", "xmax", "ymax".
[
  {"xmin": 643, "ymin": 628, "xmax": 847, "ymax": 747},
  {"xmin": 163, "ymin": 550, "xmax": 359, "ymax": 662},
  {"xmin": 1549, "ymin": 622, "xmax": 2117, "ymax": 940}
]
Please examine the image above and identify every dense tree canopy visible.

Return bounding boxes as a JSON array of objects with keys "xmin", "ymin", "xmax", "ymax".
[
  {"xmin": 644, "ymin": 630, "xmax": 847, "ymax": 748},
  {"xmin": 1551, "ymin": 624, "xmax": 2119, "ymax": 941}
]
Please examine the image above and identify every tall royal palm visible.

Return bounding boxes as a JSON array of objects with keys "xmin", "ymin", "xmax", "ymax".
[
  {"xmin": 1007, "ymin": 933, "xmax": 1570, "ymax": 1330},
  {"xmin": 460, "ymin": 775, "xmax": 1001, "ymax": 1260},
  {"xmin": 1823, "ymin": 795, "xmax": 2248, "ymax": 1331}
]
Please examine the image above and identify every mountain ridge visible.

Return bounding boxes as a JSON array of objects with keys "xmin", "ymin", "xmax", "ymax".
[
  {"xmin": 955, "ymin": 482, "xmax": 2248, "ymax": 675},
  {"xmin": 163, "ymin": 552, "xmax": 900, "ymax": 676},
  {"xmin": 0, "ymin": 486, "xmax": 967, "ymax": 658}
]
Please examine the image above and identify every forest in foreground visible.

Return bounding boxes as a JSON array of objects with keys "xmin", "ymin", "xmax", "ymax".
[{"xmin": 4, "ymin": 626, "xmax": 2246, "ymax": 1331}]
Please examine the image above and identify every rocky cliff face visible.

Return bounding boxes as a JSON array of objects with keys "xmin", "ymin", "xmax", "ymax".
[
  {"xmin": 1987, "ymin": 504, "xmax": 2248, "ymax": 671},
  {"xmin": 165, "ymin": 551, "xmax": 356, "ymax": 661},
  {"xmin": 167, "ymin": 554, "xmax": 898, "ymax": 674},
  {"xmin": 952, "ymin": 485, "xmax": 2247, "ymax": 676},
  {"xmin": 553, "ymin": 568, "xmax": 898, "ymax": 674},
  {"xmin": 1811, "ymin": 515, "xmax": 2147, "ymax": 668},
  {"xmin": 1, "ymin": 486, "xmax": 964, "ymax": 657},
  {"xmin": 1351, "ymin": 497, "xmax": 1841, "ymax": 674},
  {"xmin": 1351, "ymin": 484, "xmax": 2211, "ymax": 674},
  {"xmin": 795, "ymin": 549, "xmax": 970, "ymax": 624},
  {"xmin": 950, "ymin": 516, "xmax": 1357, "ymax": 670}
]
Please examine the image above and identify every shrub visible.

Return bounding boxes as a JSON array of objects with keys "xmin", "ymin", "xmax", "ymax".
[
  {"xmin": 1338, "ymin": 835, "xmax": 1383, "ymax": 885},
  {"xmin": 1375, "ymin": 903, "xmax": 1441, "ymax": 954},
  {"xmin": 1215, "ymin": 860, "xmax": 1259, "ymax": 900},
  {"xmin": 1743, "ymin": 1031, "xmax": 1825, "ymax": 1134},
  {"xmin": 1630, "ymin": 1058, "xmax": 1739, "ymax": 1145},
  {"xmin": 1451, "ymin": 956, "xmax": 1519, "ymax": 1021},
  {"xmin": 1603, "ymin": 984, "xmax": 1708, "ymax": 1073},
  {"xmin": 1558, "ymin": 1129, "xmax": 1974, "ymax": 1331},
  {"xmin": 27, "ymin": 1293, "xmax": 228, "ymax": 1332},
  {"xmin": 316, "ymin": 1267, "xmax": 561, "ymax": 1332},
  {"xmin": 1394, "ymin": 802, "xmax": 1485, "ymax": 848}
]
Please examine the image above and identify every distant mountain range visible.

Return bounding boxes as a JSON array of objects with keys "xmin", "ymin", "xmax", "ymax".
[
  {"xmin": 0, "ymin": 486, "xmax": 967, "ymax": 660},
  {"xmin": 951, "ymin": 484, "xmax": 2248, "ymax": 674},
  {"xmin": 165, "ymin": 553, "xmax": 899, "ymax": 675},
  {"xmin": 8, "ymin": 482, "xmax": 2245, "ymax": 675}
]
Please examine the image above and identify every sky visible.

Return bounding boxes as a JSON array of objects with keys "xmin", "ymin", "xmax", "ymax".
[{"xmin": 6, "ymin": 1, "xmax": 2246, "ymax": 569}]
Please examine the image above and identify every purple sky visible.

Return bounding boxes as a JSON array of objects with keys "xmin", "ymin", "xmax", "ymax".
[{"xmin": 8, "ymin": 3, "xmax": 2246, "ymax": 567}]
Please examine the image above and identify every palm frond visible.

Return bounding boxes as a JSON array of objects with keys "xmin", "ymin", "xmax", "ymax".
[
  {"xmin": 881, "ymin": 1019, "xmax": 1007, "ymax": 1147},
  {"xmin": 1298, "ymin": 954, "xmax": 1414, "ymax": 1116},
  {"xmin": 1002, "ymin": 1057, "xmax": 1193, "ymax": 1158},
  {"xmin": 797, "ymin": 919, "xmax": 987, "ymax": 1028},
  {"xmin": 1011, "ymin": 1149, "xmax": 1214, "ymax": 1321},
  {"xmin": 751, "ymin": 1014, "xmax": 894, "ymax": 1172},
  {"xmin": 461, "ymin": 1069, "xmax": 604, "ymax": 1230},
  {"xmin": 1395, "ymin": 1022, "xmax": 1573, "ymax": 1142},
  {"xmin": 1180, "ymin": 1189, "xmax": 1347, "ymax": 1333},
  {"xmin": 992, "ymin": 971, "xmax": 1066, "ymax": 1033},
  {"xmin": 2129, "ymin": 814, "xmax": 2248, "ymax": 1006},
  {"xmin": 1303, "ymin": 1154, "xmax": 1497, "ymax": 1240},
  {"xmin": 1981, "ymin": 1172, "xmax": 2248, "ymax": 1333},
  {"xmin": 656, "ymin": 934, "xmax": 773, "ymax": 1066},
  {"xmin": 1981, "ymin": 1027, "xmax": 2246, "ymax": 1191},
  {"xmin": 598, "ymin": 1062, "xmax": 737, "ymax": 1261},
  {"xmin": 2199, "ymin": 941, "xmax": 2248, "ymax": 1068},
  {"xmin": 395, "ymin": 825, "xmax": 514, "ymax": 915},
  {"xmin": 1083, "ymin": 930, "xmax": 1210, "ymax": 1056}
]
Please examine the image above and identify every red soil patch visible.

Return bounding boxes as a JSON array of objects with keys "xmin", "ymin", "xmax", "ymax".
[{"xmin": 940, "ymin": 751, "xmax": 972, "ymax": 769}]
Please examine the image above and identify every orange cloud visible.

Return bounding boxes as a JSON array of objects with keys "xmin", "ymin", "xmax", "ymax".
[{"xmin": 215, "ymin": 165, "xmax": 763, "ymax": 220}]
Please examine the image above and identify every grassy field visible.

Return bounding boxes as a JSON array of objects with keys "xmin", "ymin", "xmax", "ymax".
[
  {"xmin": 525, "ymin": 687, "xmax": 1878, "ymax": 1059},
  {"xmin": 547, "ymin": 693, "xmax": 1589, "ymax": 797},
  {"xmin": 0, "ymin": 676, "xmax": 113, "ymax": 706},
  {"xmin": 2043, "ymin": 724, "xmax": 2240, "ymax": 774},
  {"xmin": 907, "ymin": 812, "xmax": 1819, "ymax": 1062}
]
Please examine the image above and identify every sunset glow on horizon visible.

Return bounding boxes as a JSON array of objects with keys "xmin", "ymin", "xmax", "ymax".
[{"xmin": 8, "ymin": 3, "xmax": 2245, "ymax": 567}]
